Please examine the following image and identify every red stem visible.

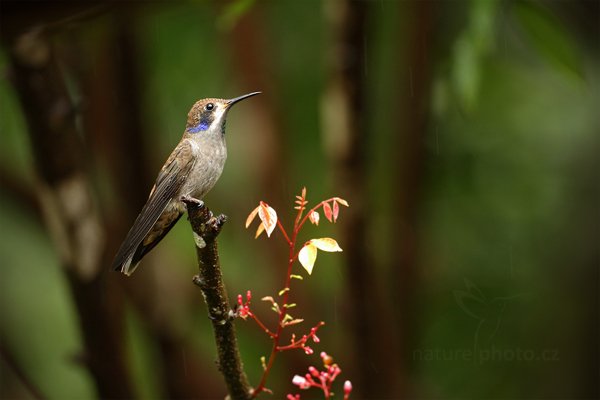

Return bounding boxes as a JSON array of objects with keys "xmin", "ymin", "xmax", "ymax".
[
  {"xmin": 250, "ymin": 313, "xmax": 275, "ymax": 338},
  {"xmin": 322, "ymin": 376, "xmax": 330, "ymax": 399},
  {"xmin": 251, "ymin": 244, "xmax": 295, "ymax": 396},
  {"xmin": 276, "ymin": 339, "xmax": 305, "ymax": 351},
  {"xmin": 277, "ymin": 219, "xmax": 292, "ymax": 245},
  {"xmin": 252, "ymin": 202, "xmax": 306, "ymax": 397}
]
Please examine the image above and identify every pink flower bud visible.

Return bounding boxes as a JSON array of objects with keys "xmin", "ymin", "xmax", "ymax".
[
  {"xmin": 308, "ymin": 366, "xmax": 319, "ymax": 377},
  {"xmin": 292, "ymin": 375, "xmax": 310, "ymax": 389},
  {"xmin": 344, "ymin": 380, "xmax": 353, "ymax": 395},
  {"xmin": 303, "ymin": 346, "xmax": 314, "ymax": 355}
]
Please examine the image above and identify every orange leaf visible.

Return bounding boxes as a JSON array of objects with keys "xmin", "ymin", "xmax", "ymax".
[
  {"xmin": 255, "ymin": 222, "xmax": 265, "ymax": 238},
  {"xmin": 245, "ymin": 206, "xmax": 259, "ymax": 228},
  {"xmin": 333, "ymin": 200, "xmax": 339, "ymax": 222},
  {"xmin": 258, "ymin": 202, "xmax": 277, "ymax": 237},
  {"xmin": 323, "ymin": 202, "xmax": 333, "ymax": 222}
]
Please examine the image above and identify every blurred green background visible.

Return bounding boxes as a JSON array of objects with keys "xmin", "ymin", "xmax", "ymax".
[{"xmin": 0, "ymin": 0, "xmax": 598, "ymax": 399}]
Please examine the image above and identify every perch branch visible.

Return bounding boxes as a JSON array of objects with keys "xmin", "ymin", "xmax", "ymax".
[{"xmin": 182, "ymin": 196, "xmax": 252, "ymax": 400}]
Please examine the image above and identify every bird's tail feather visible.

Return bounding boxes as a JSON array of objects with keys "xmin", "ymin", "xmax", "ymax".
[
  {"xmin": 112, "ymin": 211, "xmax": 183, "ymax": 275},
  {"xmin": 119, "ymin": 256, "xmax": 140, "ymax": 276}
]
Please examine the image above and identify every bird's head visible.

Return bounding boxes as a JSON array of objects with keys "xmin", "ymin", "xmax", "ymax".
[{"xmin": 185, "ymin": 91, "xmax": 261, "ymax": 137}]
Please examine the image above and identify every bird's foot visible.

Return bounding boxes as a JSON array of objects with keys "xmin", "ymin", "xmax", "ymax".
[{"xmin": 181, "ymin": 195, "xmax": 204, "ymax": 210}]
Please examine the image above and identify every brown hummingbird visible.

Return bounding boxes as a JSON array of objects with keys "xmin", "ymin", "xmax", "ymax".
[{"xmin": 113, "ymin": 91, "xmax": 261, "ymax": 275}]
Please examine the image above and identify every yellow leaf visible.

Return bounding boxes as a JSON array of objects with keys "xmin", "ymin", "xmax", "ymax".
[
  {"xmin": 245, "ymin": 206, "xmax": 259, "ymax": 228},
  {"xmin": 298, "ymin": 243, "xmax": 317, "ymax": 275},
  {"xmin": 283, "ymin": 318, "xmax": 304, "ymax": 327},
  {"xmin": 310, "ymin": 238, "xmax": 343, "ymax": 252},
  {"xmin": 334, "ymin": 197, "xmax": 349, "ymax": 207}
]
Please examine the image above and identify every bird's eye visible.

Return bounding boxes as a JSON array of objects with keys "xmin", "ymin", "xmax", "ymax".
[{"xmin": 205, "ymin": 103, "xmax": 214, "ymax": 111}]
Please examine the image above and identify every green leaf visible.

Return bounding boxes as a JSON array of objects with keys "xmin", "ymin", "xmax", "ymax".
[
  {"xmin": 452, "ymin": 36, "xmax": 480, "ymax": 113},
  {"xmin": 450, "ymin": 0, "xmax": 499, "ymax": 113},
  {"xmin": 513, "ymin": 1, "xmax": 583, "ymax": 79},
  {"xmin": 217, "ymin": 0, "xmax": 256, "ymax": 31}
]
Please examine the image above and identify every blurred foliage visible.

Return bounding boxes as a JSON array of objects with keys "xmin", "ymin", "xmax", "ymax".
[
  {"xmin": 1, "ymin": 0, "xmax": 598, "ymax": 399},
  {"xmin": 217, "ymin": 0, "xmax": 256, "ymax": 30},
  {"xmin": 514, "ymin": 1, "xmax": 583, "ymax": 79},
  {"xmin": 450, "ymin": 0, "xmax": 499, "ymax": 112}
]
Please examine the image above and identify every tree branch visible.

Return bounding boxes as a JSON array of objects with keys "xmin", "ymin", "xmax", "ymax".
[{"xmin": 181, "ymin": 197, "xmax": 252, "ymax": 400}]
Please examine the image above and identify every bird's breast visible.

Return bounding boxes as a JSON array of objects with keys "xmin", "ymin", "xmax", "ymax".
[{"xmin": 181, "ymin": 139, "xmax": 227, "ymax": 199}]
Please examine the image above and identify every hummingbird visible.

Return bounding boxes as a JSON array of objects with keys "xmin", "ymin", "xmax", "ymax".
[{"xmin": 113, "ymin": 91, "xmax": 261, "ymax": 275}]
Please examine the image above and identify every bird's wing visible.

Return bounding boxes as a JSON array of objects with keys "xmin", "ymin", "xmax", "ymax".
[{"xmin": 112, "ymin": 140, "xmax": 196, "ymax": 273}]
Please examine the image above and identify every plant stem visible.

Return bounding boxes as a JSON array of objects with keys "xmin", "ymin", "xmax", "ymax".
[
  {"xmin": 277, "ymin": 219, "xmax": 292, "ymax": 245},
  {"xmin": 250, "ymin": 314, "xmax": 275, "ymax": 338},
  {"xmin": 252, "ymin": 205, "xmax": 303, "ymax": 397},
  {"xmin": 252, "ymin": 193, "xmax": 340, "ymax": 397}
]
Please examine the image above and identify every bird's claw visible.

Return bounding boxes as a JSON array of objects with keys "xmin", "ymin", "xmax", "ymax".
[{"xmin": 181, "ymin": 195, "xmax": 204, "ymax": 210}]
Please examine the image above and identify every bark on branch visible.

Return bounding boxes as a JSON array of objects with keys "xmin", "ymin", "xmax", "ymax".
[{"xmin": 181, "ymin": 197, "xmax": 252, "ymax": 400}]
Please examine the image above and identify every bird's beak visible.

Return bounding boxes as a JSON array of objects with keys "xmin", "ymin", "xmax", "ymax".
[{"xmin": 226, "ymin": 91, "xmax": 261, "ymax": 108}]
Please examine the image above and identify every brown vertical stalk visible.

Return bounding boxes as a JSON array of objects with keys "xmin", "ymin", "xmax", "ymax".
[
  {"xmin": 322, "ymin": 0, "xmax": 397, "ymax": 397},
  {"xmin": 390, "ymin": 1, "xmax": 435, "ymax": 397},
  {"xmin": 5, "ymin": 29, "xmax": 135, "ymax": 398}
]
